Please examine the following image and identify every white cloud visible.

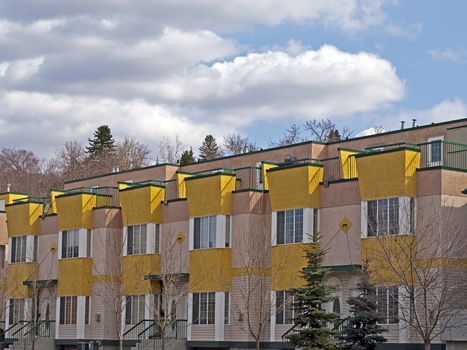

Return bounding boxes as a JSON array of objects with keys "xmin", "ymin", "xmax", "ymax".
[
  {"xmin": 0, "ymin": 90, "xmax": 231, "ymax": 157},
  {"xmin": 1, "ymin": 56, "xmax": 44, "ymax": 83},
  {"xmin": 0, "ymin": 0, "xmax": 389, "ymax": 33},
  {"xmin": 429, "ymin": 46, "xmax": 467, "ymax": 63},
  {"xmin": 357, "ymin": 126, "xmax": 386, "ymax": 137},
  {"xmin": 164, "ymin": 45, "xmax": 405, "ymax": 126},
  {"xmin": 0, "ymin": 0, "xmax": 407, "ymax": 157},
  {"xmin": 386, "ymin": 22, "xmax": 423, "ymax": 42},
  {"xmin": 410, "ymin": 98, "xmax": 467, "ymax": 124}
]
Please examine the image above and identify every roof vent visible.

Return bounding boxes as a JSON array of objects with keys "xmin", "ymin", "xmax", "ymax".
[
  {"xmin": 401, "ymin": 121, "xmax": 405, "ymax": 130},
  {"xmin": 412, "ymin": 119, "xmax": 417, "ymax": 128}
]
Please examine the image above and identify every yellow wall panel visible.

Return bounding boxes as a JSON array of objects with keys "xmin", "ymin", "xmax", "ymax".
[
  {"xmin": 56, "ymin": 193, "xmax": 97, "ymax": 230},
  {"xmin": 272, "ymin": 243, "xmax": 314, "ymax": 290},
  {"xmin": 57, "ymin": 258, "xmax": 93, "ymax": 296},
  {"xmin": 262, "ymin": 162, "xmax": 278, "ymax": 190},
  {"xmin": 50, "ymin": 190, "xmax": 64, "ymax": 214},
  {"xmin": 119, "ymin": 185, "xmax": 165, "ymax": 226},
  {"xmin": 122, "ymin": 254, "xmax": 161, "ymax": 295},
  {"xmin": 189, "ymin": 249, "xmax": 232, "ymax": 292},
  {"xmin": 6, "ymin": 202, "xmax": 42, "ymax": 236},
  {"xmin": 338, "ymin": 149, "xmax": 359, "ymax": 179},
  {"xmin": 177, "ymin": 173, "xmax": 192, "ymax": 199},
  {"xmin": 0, "ymin": 193, "xmax": 28, "ymax": 205},
  {"xmin": 185, "ymin": 174, "xmax": 235, "ymax": 217},
  {"xmin": 361, "ymin": 235, "xmax": 416, "ymax": 286},
  {"xmin": 267, "ymin": 165, "xmax": 322, "ymax": 211},
  {"xmin": 356, "ymin": 149, "xmax": 420, "ymax": 201},
  {"xmin": 6, "ymin": 263, "xmax": 37, "ymax": 298}
]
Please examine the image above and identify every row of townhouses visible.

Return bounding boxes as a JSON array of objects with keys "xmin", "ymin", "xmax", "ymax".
[{"xmin": 0, "ymin": 118, "xmax": 466, "ymax": 350}]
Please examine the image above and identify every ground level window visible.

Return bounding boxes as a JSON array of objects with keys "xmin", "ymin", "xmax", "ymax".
[
  {"xmin": 125, "ymin": 295, "xmax": 145, "ymax": 325},
  {"xmin": 192, "ymin": 292, "xmax": 215, "ymax": 324},
  {"xmin": 376, "ymin": 286, "xmax": 399, "ymax": 324},
  {"xmin": 60, "ymin": 296, "xmax": 77, "ymax": 325},
  {"xmin": 276, "ymin": 291, "xmax": 294, "ymax": 324}
]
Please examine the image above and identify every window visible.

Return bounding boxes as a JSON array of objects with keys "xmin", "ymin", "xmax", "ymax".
[
  {"xmin": 276, "ymin": 291, "xmax": 294, "ymax": 324},
  {"xmin": 9, "ymin": 299, "xmax": 25, "ymax": 324},
  {"xmin": 0, "ymin": 245, "xmax": 5, "ymax": 268},
  {"xmin": 376, "ymin": 286, "xmax": 399, "ymax": 324},
  {"xmin": 368, "ymin": 198, "xmax": 399, "ymax": 236},
  {"xmin": 127, "ymin": 224, "xmax": 147, "ymax": 255},
  {"xmin": 11, "ymin": 236, "xmax": 27, "ymax": 263},
  {"xmin": 192, "ymin": 292, "xmax": 215, "ymax": 324},
  {"xmin": 154, "ymin": 224, "xmax": 160, "ymax": 254},
  {"xmin": 277, "ymin": 209, "xmax": 303, "ymax": 244},
  {"xmin": 224, "ymin": 292, "xmax": 229, "ymax": 325},
  {"xmin": 86, "ymin": 230, "xmax": 92, "ymax": 258},
  {"xmin": 225, "ymin": 216, "xmax": 231, "ymax": 248},
  {"xmin": 125, "ymin": 295, "xmax": 145, "ymax": 325},
  {"xmin": 312, "ymin": 208, "xmax": 319, "ymax": 241},
  {"xmin": 33, "ymin": 235, "xmax": 38, "ymax": 262},
  {"xmin": 60, "ymin": 296, "xmax": 77, "ymax": 324},
  {"xmin": 62, "ymin": 230, "xmax": 79, "ymax": 258},
  {"xmin": 427, "ymin": 136, "xmax": 444, "ymax": 166},
  {"xmin": 85, "ymin": 296, "xmax": 90, "ymax": 325},
  {"xmin": 193, "ymin": 216, "xmax": 217, "ymax": 249}
]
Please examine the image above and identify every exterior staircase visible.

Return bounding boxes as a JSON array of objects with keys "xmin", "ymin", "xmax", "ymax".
[{"xmin": 124, "ymin": 319, "xmax": 187, "ymax": 350}]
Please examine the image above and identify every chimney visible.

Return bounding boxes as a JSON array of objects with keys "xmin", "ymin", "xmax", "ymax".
[
  {"xmin": 400, "ymin": 121, "xmax": 405, "ymax": 130},
  {"xmin": 412, "ymin": 119, "xmax": 416, "ymax": 128}
]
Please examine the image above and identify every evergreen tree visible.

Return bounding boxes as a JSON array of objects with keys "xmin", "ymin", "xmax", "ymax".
[
  {"xmin": 86, "ymin": 125, "xmax": 115, "ymax": 156},
  {"xmin": 326, "ymin": 128, "xmax": 341, "ymax": 142},
  {"xmin": 286, "ymin": 244, "xmax": 339, "ymax": 350},
  {"xmin": 338, "ymin": 266, "xmax": 387, "ymax": 350},
  {"xmin": 179, "ymin": 147, "xmax": 196, "ymax": 165},
  {"xmin": 198, "ymin": 135, "xmax": 223, "ymax": 161}
]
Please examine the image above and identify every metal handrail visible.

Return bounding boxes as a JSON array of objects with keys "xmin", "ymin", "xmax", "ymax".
[{"xmin": 123, "ymin": 319, "xmax": 154, "ymax": 340}]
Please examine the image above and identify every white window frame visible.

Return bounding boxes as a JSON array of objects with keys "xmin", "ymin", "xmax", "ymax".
[
  {"xmin": 125, "ymin": 295, "xmax": 145, "ymax": 325},
  {"xmin": 275, "ymin": 290, "xmax": 294, "ymax": 325},
  {"xmin": 60, "ymin": 296, "xmax": 77, "ymax": 325},
  {"xmin": 61, "ymin": 229, "xmax": 80, "ymax": 259},
  {"xmin": 427, "ymin": 136, "xmax": 444, "ymax": 167},
  {"xmin": 10, "ymin": 236, "xmax": 27, "ymax": 263},
  {"xmin": 363, "ymin": 197, "xmax": 415, "ymax": 237},
  {"xmin": 126, "ymin": 224, "xmax": 148, "ymax": 255},
  {"xmin": 8, "ymin": 298, "xmax": 25, "ymax": 324},
  {"xmin": 224, "ymin": 292, "xmax": 230, "ymax": 325},
  {"xmin": 376, "ymin": 286, "xmax": 399, "ymax": 325},
  {"xmin": 191, "ymin": 292, "xmax": 216, "ymax": 325}
]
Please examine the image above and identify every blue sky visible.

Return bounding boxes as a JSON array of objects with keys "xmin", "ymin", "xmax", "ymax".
[{"xmin": 0, "ymin": 1, "xmax": 466, "ymax": 157}]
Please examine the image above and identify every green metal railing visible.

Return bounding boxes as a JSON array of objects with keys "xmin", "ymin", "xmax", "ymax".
[
  {"xmin": 322, "ymin": 157, "xmax": 342, "ymax": 182},
  {"xmin": 418, "ymin": 140, "xmax": 467, "ymax": 170},
  {"xmin": 123, "ymin": 319, "xmax": 155, "ymax": 341},
  {"xmin": 136, "ymin": 319, "xmax": 188, "ymax": 350}
]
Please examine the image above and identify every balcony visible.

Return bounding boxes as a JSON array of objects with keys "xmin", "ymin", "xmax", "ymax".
[{"xmin": 418, "ymin": 140, "xmax": 467, "ymax": 170}]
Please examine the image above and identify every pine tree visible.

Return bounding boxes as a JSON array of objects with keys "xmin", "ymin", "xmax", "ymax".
[
  {"xmin": 179, "ymin": 148, "xmax": 196, "ymax": 165},
  {"xmin": 86, "ymin": 125, "xmax": 115, "ymax": 156},
  {"xmin": 327, "ymin": 129, "xmax": 341, "ymax": 142},
  {"xmin": 198, "ymin": 135, "xmax": 223, "ymax": 161},
  {"xmin": 338, "ymin": 265, "xmax": 387, "ymax": 350},
  {"xmin": 286, "ymin": 244, "xmax": 339, "ymax": 350}
]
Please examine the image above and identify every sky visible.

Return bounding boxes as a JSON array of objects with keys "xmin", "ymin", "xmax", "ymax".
[{"xmin": 1, "ymin": 0, "xmax": 467, "ymax": 158}]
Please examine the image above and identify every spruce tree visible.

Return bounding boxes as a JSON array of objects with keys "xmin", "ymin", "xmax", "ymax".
[
  {"xmin": 86, "ymin": 125, "xmax": 115, "ymax": 156},
  {"xmin": 327, "ymin": 129, "xmax": 341, "ymax": 142},
  {"xmin": 338, "ymin": 266, "xmax": 387, "ymax": 350},
  {"xmin": 286, "ymin": 245, "xmax": 339, "ymax": 350},
  {"xmin": 179, "ymin": 147, "xmax": 196, "ymax": 165},
  {"xmin": 198, "ymin": 135, "xmax": 223, "ymax": 161}
]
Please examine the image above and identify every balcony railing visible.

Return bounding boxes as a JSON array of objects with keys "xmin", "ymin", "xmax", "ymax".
[{"xmin": 419, "ymin": 140, "xmax": 467, "ymax": 170}]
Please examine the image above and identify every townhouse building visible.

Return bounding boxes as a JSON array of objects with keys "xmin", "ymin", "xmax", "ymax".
[{"xmin": 0, "ymin": 118, "xmax": 466, "ymax": 350}]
